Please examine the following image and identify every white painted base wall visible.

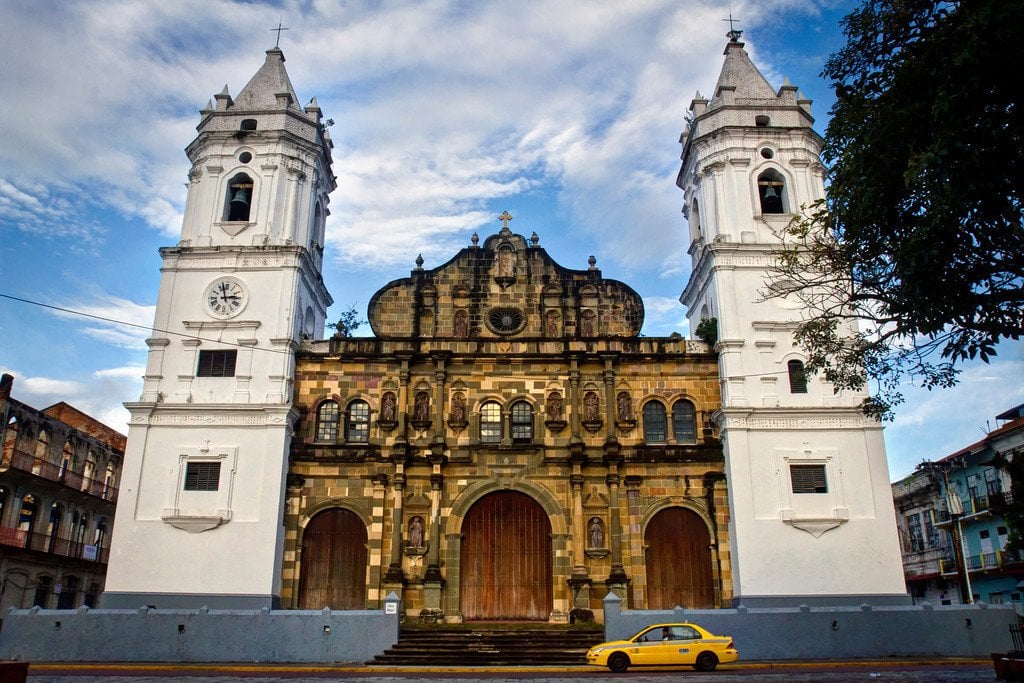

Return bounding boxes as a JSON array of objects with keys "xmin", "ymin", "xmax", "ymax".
[
  {"xmin": 720, "ymin": 410, "xmax": 907, "ymax": 602},
  {"xmin": 104, "ymin": 412, "xmax": 292, "ymax": 606}
]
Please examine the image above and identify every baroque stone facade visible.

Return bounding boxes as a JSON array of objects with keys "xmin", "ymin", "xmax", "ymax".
[{"xmin": 283, "ymin": 221, "xmax": 731, "ymax": 621}]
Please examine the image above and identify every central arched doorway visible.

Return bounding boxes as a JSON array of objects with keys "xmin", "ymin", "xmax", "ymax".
[
  {"xmin": 645, "ymin": 506, "xmax": 714, "ymax": 609},
  {"xmin": 298, "ymin": 508, "xmax": 367, "ymax": 609},
  {"xmin": 460, "ymin": 490, "xmax": 552, "ymax": 620}
]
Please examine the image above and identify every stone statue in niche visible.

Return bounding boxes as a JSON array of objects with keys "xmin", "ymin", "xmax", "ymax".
[
  {"xmin": 546, "ymin": 391, "xmax": 563, "ymax": 421},
  {"xmin": 414, "ymin": 391, "xmax": 430, "ymax": 422},
  {"xmin": 497, "ymin": 248, "xmax": 516, "ymax": 278},
  {"xmin": 408, "ymin": 516, "xmax": 424, "ymax": 547},
  {"xmin": 588, "ymin": 517, "xmax": 605, "ymax": 548},
  {"xmin": 617, "ymin": 391, "xmax": 632, "ymax": 421},
  {"xmin": 545, "ymin": 311, "xmax": 559, "ymax": 337},
  {"xmin": 581, "ymin": 312, "xmax": 595, "ymax": 337},
  {"xmin": 449, "ymin": 392, "xmax": 466, "ymax": 423},
  {"xmin": 381, "ymin": 392, "xmax": 397, "ymax": 422},
  {"xmin": 584, "ymin": 392, "xmax": 600, "ymax": 422},
  {"xmin": 454, "ymin": 310, "xmax": 468, "ymax": 338}
]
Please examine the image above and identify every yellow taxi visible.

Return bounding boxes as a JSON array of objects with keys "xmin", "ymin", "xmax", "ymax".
[{"xmin": 586, "ymin": 622, "xmax": 738, "ymax": 672}]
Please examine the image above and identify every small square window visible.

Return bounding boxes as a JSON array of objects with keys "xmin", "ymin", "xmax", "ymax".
[
  {"xmin": 197, "ymin": 350, "xmax": 237, "ymax": 377},
  {"xmin": 184, "ymin": 462, "xmax": 221, "ymax": 491},
  {"xmin": 790, "ymin": 464, "xmax": 827, "ymax": 494}
]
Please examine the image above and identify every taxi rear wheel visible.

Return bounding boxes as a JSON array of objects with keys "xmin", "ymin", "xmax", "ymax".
[
  {"xmin": 607, "ymin": 652, "xmax": 630, "ymax": 673},
  {"xmin": 694, "ymin": 651, "xmax": 718, "ymax": 671}
]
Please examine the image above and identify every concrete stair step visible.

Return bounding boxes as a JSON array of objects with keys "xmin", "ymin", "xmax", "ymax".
[{"xmin": 370, "ymin": 624, "xmax": 605, "ymax": 666}]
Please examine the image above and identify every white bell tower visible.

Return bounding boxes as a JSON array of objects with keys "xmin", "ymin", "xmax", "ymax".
[
  {"xmin": 678, "ymin": 37, "xmax": 908, "ymax": 606},
  {"xmin": 104, "ymin": 47, "xmax": 334, "ymax": 608}
]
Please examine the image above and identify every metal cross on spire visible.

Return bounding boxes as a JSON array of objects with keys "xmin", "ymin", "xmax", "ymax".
[
  {"xmin": 722, "ymin": 13, "xmax": 743, "ymax": 42},
  {"xmin": 271, "ymin": 21, "xmax": 290, "ymax": 48}
]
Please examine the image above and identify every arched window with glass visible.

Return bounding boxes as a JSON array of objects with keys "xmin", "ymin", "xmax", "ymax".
[
  {"xmin": 643, "ymin": 401, "xmax": 668, "ymax": 443},
  {"xmin": 345, "ymin": 400, "xmax": 370, "ymax": 443},
  {"xmin": 510, "ymin": 401, "xmax": 533, "ymax": 444},
  {"xmin": 672, "ymin": 400, "xmax": 697, "ymax": 444},
  {"xmin": 480, "ymin": 401, "xmax": 502, "ymax": 443},
  {"xmin": 316, "ymin": 400, "xmax": 340, "ymax": 442}
]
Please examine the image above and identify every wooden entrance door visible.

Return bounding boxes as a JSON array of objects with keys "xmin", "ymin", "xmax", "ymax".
[
  {"xmin": 460, "ymin": 491, "xmax": 552, "ymax": 620},
  {"xmin": 645, "ymin": 507, "xmax": 714, "ymax": 609},
  {"xmin": 298, "ymin": 508, "xmax": 367, "ymax": 609}
]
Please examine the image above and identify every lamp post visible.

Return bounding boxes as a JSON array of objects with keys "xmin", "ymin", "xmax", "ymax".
[
  {"xmin": 945, "ymin": 480, "xmax": 974, "ymax": 605},
  {"xmin": 918, "ymin": 460, "xmax": 974, "ymax": 605}
]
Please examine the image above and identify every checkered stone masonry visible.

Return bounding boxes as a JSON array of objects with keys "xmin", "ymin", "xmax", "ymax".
[{"xmin": 281, "ymin": 226, "xmax": 731, "ymax": 620}]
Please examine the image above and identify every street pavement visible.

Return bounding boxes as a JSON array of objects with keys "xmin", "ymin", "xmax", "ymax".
[{"xmin": 21, "ymin": 661, "xmax": 998, "ymax": 682}]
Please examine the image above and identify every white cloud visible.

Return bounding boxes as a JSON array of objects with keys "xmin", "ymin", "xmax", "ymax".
[
  {"xmin": 885, "ymin": 354, "xmax": 1024, "ymax": 480},
  {"xmin": 2, "ymin": 366, "xmax": 140, "ymax": 435},
  {"xmin": 641, "ymin": 296, "xmax": 689, "ymax": 336},
  {"xmin": 94, "ymin": 366, "xmax": 146, "ymax": 380},
  {"xmin": 47, "ymin": 294, "xmax": 156, "ymax": 350}
]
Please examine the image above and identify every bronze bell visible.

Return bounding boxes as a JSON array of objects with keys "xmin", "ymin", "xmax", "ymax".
[{"xmin": 230, "ymin": 187, "xmax": 250, "ymax": 207}]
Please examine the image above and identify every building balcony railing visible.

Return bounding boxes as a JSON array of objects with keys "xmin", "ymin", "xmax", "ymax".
[
  {"xmin": 0, "ymin": 526, "xmax": 108, "ymax": 564},
  {"xmin": 939, "ymin": 548, "xmax": 1024, "ymax": 575},
  {"xmin": 1, "ymin": 449, "xmax": 118, "ymax": 502},
  {"xmin": 932, "ymin": 490, "xmax": 1013, "ymax": 526}
]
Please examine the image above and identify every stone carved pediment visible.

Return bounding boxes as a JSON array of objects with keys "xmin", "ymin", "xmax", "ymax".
[{"xmin": 366, "ymin": 211, "xmax": 645, "ymax": 338}]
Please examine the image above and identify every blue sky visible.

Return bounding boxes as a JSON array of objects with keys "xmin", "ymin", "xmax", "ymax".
[{"xmin": 1, "ymin": 0, "xmax": 1020, "ymax": 481}]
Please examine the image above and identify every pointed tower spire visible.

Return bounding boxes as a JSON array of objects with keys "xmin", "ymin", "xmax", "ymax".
[
  {"xmin": 712, "ymin": 40, "xmax": 777, "ymax": 103},
  {"xmin": 232, "ymin": 47, "xmax": 300, "ymax": 111}
]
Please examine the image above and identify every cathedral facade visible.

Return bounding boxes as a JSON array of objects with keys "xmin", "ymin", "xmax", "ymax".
[
  {"xmin": 103, "ymin": 37, "xmax": 907, "ymax": 617},
  {"xmin": 282, "ymin": 219, "xmax": 729, "ymax": 620}
]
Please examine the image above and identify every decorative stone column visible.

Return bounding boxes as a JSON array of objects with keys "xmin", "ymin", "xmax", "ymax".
[
  {"xmin": 283, "ymin": 473, "xmax": 305, "ymax": 607},
  {"xmin": 567, "ymin": 356, "xmax": 584, "ymax": 458},
  {"xmin": 602, "ymin": 355, "xmax": 618, "ymax": 441},
  {"xmin": 567, "ymin": 472, "xmax": 593, "ymax": 622},
  {"xmin": 420, "ymin": 464, "xmax": 446, "ymax": 622},
  {"xmin": 605, "ymin": 469, "xmax": 629, "ymax": 604},
  {"xmin": 396, "ymin": 353, "xmax": 412, "ymax": 443},
  {"xmin": 383, "ymin": 467, "xmax": 406, "ymax": 587},
  {"xmin": 430, "ymin": 352, "xmax": 450, "ymax": 446}
]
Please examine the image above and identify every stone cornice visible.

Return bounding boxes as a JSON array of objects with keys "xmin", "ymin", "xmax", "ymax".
[
  {"xmin": 297, "ymin": 336, "xmax": 715, "ymax": 360},
  {"xmin": 159, "ymin": 245, "xmax": 305, "ymax": 272},
  {"xmin": 126, "ymin": 403, "xmax": 298, "ymax": 427},
  {"xmin": 713, "ymin": 406, "xmax": 883, "ymax": 431},
  {"xmin": 681, "ymin": 240, "xmax": 779, "ymax": 308}
]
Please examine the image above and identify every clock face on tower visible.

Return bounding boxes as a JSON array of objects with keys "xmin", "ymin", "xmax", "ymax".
[{"xmin": 204, "ymin": 277, "xmax": 248, "ymax": 319}]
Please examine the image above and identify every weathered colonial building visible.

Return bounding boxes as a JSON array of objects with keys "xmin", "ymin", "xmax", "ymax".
[
  {"xmin": 103, "ymin": 34, "xmax": 908, "ymax": 617},
  {"xmin": 284, "ymin": 219, "xmax": 729, "ymax": 621},
  {"xmin": 1, "ymin": 374, "xmax": 124, "ymax": 614}
]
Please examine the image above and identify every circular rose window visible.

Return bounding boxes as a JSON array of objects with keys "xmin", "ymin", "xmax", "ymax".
[{"xmin": 487, "ymin": 307, "xmax": 526, "ymax": 335}]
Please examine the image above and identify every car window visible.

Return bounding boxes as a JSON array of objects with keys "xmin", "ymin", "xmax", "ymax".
[{"xmin": 672, "ymin": 626, "xmax": 701, "ymax": 640}]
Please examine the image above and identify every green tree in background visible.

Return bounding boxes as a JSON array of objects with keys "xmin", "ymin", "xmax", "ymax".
[{"xmin": 770, "ymin": 0, "xmax": 1023, "ymax": 420}]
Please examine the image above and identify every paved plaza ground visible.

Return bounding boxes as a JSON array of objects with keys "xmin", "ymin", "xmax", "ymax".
[{"xmin": 20, "ymin": 660, "xmax": 998, "ymax": 682}]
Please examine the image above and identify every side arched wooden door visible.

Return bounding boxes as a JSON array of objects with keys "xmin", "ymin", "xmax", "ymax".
[
  {"xmin": 645, "ymin": 507, "xmax": 714, "ymax": 609},
  {"xmin": 298, "ymin": 508, "xmax": 367, "ymax": 609},
  {"xmin": 460, "ymin": 491, "xmax": 552, "ymax": 620}
]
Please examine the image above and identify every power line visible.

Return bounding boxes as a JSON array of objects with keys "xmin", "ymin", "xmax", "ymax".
[
  {"xmin": 0, "ymin": 292, "xmax": 826, "ymax": 383},
  {"xmin": 0, "ymin": 292, "xmax": 293, "ymax": 356}
]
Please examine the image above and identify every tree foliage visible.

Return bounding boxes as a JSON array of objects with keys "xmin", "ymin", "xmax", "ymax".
[
  {"xmin": 329, "ymin": 305, "xmax": 366, "ymax": 338},
  {"xmin": 770, "ymin": 0, "xmax": 1024, "ymax": 419}
]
